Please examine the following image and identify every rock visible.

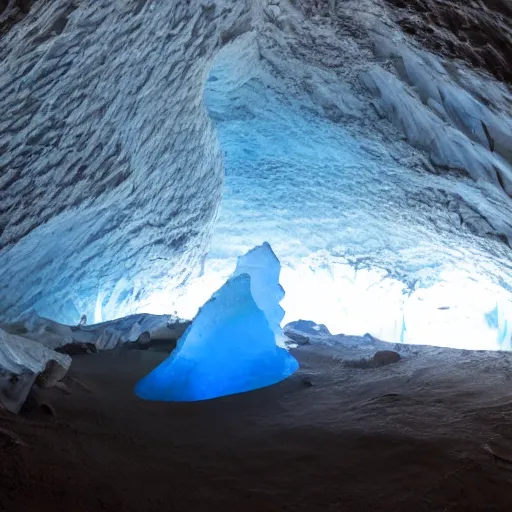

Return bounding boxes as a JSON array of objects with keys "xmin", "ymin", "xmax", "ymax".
[
  {"xmin": 21, "ymin": 388, "xmax": 57, "ymax": 417},
  {"xmin": 285, "ymin": 320, "xmax": 331, "ymax": 337},
  {"xmin": 55, "ymin": 342, "xmax": 97, "ymax": 356},
  {"xmin": 0, "ymin": 370, "xmax": 37, "ymax": 415},
  {"xmin": 35, "ymin": 359, "xmax": 69, "ymax": 388},
  {"xmin": 371, "ymin": 350, "xmax": 401, "ymax": 367},
  {"xmin": 133, "ymin": 331, "xmax": 151, "ymax": 350},
  {"xmin": 284, "ymin": 329, "xmax": 310, "ymax": 346},
  {"xmin": 126, "ymin": 331, "xmax": 152, "ymax": 351},
  {"xmin": 137, "ymin": 331, "xmax": 151, "ymax": 344},
  {"xmin": 284, "ymin": 320, "xmax": 332, "ymax": 346},
  {"xmin": 39, "ymin": 402, "xmax": 56, "ymax": 417},
  {"xmin": 343, "ymin": 350, "xmax": 401, "ymax": 369}
]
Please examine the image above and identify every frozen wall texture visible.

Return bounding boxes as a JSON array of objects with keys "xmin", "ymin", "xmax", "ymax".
[
  {"xmin": 1, "ymin": 0, "xmax": 512, "ymax": 348},
  {"xmin": 0, "ymin": 0, "xmax": 254, "ymax": 323},
  {"xmin": 157, "ymin": 0, "xmax": 512, "ymax": 349},
  {"xmin": 383, "ymin": 0, "xmax": 512, "ymax": 84}
]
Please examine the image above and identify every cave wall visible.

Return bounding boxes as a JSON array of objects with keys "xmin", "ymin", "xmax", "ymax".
[
  {"xmin": 0, "ymin": 1, "xmax": 36, "ymax": 36},
  {"xmin": 0, "ymin": 0, "xmax": 254, "ymax": 323},
  {"xmin": 384, "ymin": 0, "xmax": 512, "ymax": 84},
  {"xmin": 175, "ymin": 0, "xmax": 512, "ymax": 348},
  {"xmin": 1, "ymin": 0, "xmax": 512, "ymax": 336}
]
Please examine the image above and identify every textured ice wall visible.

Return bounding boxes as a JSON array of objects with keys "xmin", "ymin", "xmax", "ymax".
[
  {"xmin": 150, "ymin": 0, "xmax": 512, "ymax": 350},
  {"xmin": 0, "ymin": 0, "xmax": 255, "ymax": 323},
  {"xmin": 2, "ymin": 0, "xmax": 512, "ymax": 350}
]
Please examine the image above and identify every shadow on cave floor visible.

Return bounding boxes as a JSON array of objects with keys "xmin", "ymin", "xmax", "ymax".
[{"xmin": 1, "ymin": 342, "xmax": 512, "ymax": 512}]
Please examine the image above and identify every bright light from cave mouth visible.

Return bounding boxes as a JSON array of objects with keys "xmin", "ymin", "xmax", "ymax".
[
  {"xmin": 94, "ymin": 55, "xmax": 512, "ymax": 352},
  {"xmin": 128, "ymin": 254, "xmax": 512, "ymax": 352}
]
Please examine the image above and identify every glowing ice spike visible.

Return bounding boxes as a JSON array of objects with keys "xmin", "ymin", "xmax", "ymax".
[
  {"xmin": 134, "ymin": 273, "xmax": 298, "ymax": 402},
  {"xmin": 232, "ymin": 242, "xmax": 285, "ymax": 341}
]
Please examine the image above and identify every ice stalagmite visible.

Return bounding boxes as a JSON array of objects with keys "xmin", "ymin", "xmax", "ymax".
[{"xmin": 135, "ymin": 244, "xmax": 298, "ymax": 402}]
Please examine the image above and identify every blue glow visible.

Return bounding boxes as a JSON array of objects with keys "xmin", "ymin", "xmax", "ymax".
[
  {"xmin": 97, "ymin": 44, "xmax": 512, "ymax": 353},
  {"xmin": 134, "ymin": 273, "xmax": 298, "ymax": 402}
]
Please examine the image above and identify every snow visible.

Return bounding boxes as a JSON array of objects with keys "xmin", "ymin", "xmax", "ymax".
[
  {"xmin": 1, "ymin": 312, "xmax": 187, "ymax": 351},
  {"xmin": 135, "ymin": 244, "xmax": 298, "ymax": 402},
  {"xmin": 0, "ymin": 327, "xmax": 70, "ymax": 378}
]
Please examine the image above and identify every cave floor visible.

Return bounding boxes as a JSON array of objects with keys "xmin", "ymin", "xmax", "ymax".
[{"xmin": 1, "ymin": 342, "xmax": 512, "ymax": 512}]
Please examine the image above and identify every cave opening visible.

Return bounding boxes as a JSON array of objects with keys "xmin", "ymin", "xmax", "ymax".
[
  {"xmin": 1, "ymin": 1, "xmax": 511, "ymax": 354},
  {"xmin": 137, "ymin": 36, "xmax": 512, "ymax": 351}
]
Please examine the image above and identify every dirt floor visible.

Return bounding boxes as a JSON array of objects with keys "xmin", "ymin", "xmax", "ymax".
[{"xmin": 1, "ymin": 339, "xmax": 512, "ymax": 512}]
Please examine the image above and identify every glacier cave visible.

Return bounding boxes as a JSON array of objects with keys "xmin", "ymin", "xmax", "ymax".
[
  {"xmin": 140, "ymin": 14, "xmax": 512, "ymax": 351},
  {"xmin": 2, "ymin": 1, "xmax": 512, "ymax": 509},
  {"xmin": 1, "ymin": 1, "xmax": 511, "ymax": 351}
]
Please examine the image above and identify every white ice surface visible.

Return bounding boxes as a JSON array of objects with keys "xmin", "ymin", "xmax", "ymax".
[{"xmin": 0, "ymin": 327, "xmax": 70, "ymax": 379}]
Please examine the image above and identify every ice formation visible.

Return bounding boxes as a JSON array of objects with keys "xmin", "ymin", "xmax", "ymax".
[
  {"xmin": 0, "ymin": 1, "xmax": 254, "ymax": 324},
  {"xmin": 1, "ymin": 1, "xmax": 512, "ymax": 352},
  {"xmin": 232, "ymin": 242, "xmax": 285, "ymax": 343},
  {"xmin": 0, "ymin": 327, "xmax": 71, "ymax": 413},
  {"xmin": 141, "ymin": 1, "xmax": 512, "ymax": 351},
  {"xmin": 1, "ymin": 313, "xmax": 188, "ymax": 351},
  {"xmin": 135, "ymin": 244, "xmax": 298, "ymax": 402}
]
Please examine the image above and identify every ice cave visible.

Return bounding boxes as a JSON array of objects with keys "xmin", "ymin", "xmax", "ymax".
[
  {"xmin": 1, "ymin": 0, "xmax": 512, "ymax": 353},
  {"xmin": 2, "ymin": 0, "xmax": 512, "ymax": 508}
]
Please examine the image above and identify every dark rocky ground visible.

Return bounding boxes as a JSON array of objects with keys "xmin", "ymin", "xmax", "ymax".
[{"xmin": 1, "ymin": 341, "xmax": 512, "ymax": 512}]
